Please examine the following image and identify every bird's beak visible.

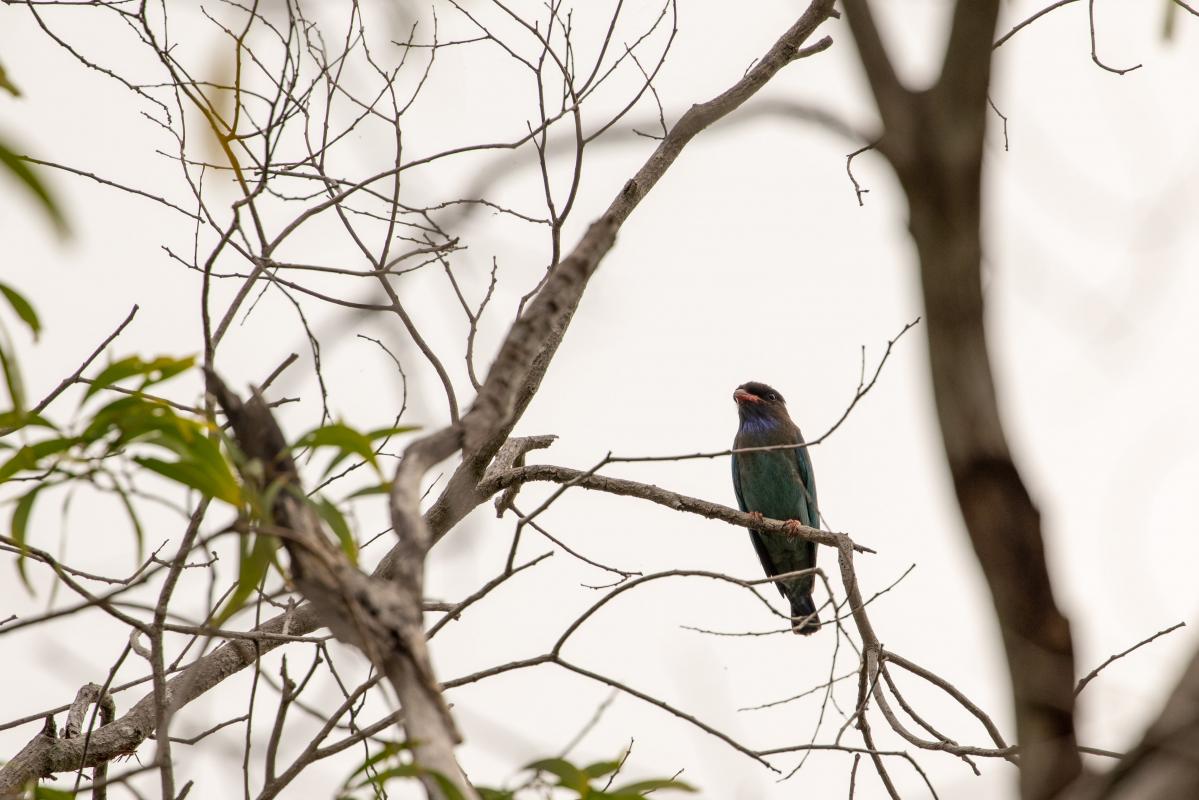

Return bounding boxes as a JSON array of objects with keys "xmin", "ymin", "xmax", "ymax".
[{"xmin": 733, "ymin": 389, "xmax": 759, "ymax": 405}]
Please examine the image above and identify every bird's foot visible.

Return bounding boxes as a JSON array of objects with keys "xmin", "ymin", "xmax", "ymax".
[
  {"xmin": 746, "ymin": 511, "xmax": 765, "ymax": 526},
  {"xmin": 783, "ymin": 519, "xmax": 805, "ymax": 537}
]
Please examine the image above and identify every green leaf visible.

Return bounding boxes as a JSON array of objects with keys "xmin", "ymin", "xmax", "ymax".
[
  {"xmin": 0, "ymin": 139, "xmax": 67, "ymax": 234},
  {"xmin": 80, "ymin": 395, "xmax": 143, "ymax": 442},
  {"xmin": 295, "ymin": 422, "xmax": 381, "ymax": 475},
  {"xmin": 365, "ymin": 425, "xmax": 420, "ymax": 441},
  {"xmin": 135, "ymin": 456, "xmax": 241, "ymax": 506},
  {"xmin": 94, "ymin": 399, "xmax": 241, "ymax": 507},
  {"xmin": 138, "ymin": 355, "xmax": 195, "ymax": 391},
  {"xmin": 33, "ymin": 785, "xmax": 77, "ymax": 800},
  {"xmin": 111, "ymin": 481, "xmax": 145, "ymax": 559},
  {"xmin": 211, "ymin": 532, "xmax": 277, "ymax": 627},
  {"xmin": 583, "ymin": 760, "xmax": 623, "ymax": 780},
  {"xmin": 353, "ymin": 764, "xmax": 422, "ymax": 789},
  {"xmin": 0, "ymin": 59, "xmax": 20, "ymax": 96},
  {"xmin": 344, "ymin": 481, "xmax": 392, "ymax": 500},
  {"xmin": 478, "ymin": 790, "xmax": 515, "ymax": 800},
  {"xmin": 428, "ymin": 771, "xmax": 467, "ymax": 800},
  {"xmin": 356, "ymin": 768, "xmax": 465, "ymax": 800},
  {"xmin": 85, "ymin": 357, "xmax": 145, "ymax": 401},
  {"xmin": 11, "ymin": 484, "xmax": 44, "ymax": 592},
  {"xmin": 139, "ymin": 426, "xmax": 240, "ymax": 502},
  {"xmin": 0, "ymin": 282, "xmax": 40, "ymax": 339},
  {"xmin": 0, "ymin": 410, "xmax": 56, "ymax": 432},
  {"xmin": 525, "ymin": 758, "xmax": 589, "ymax": 793},
  {"xmin": 0, "ymin": 437, "xmax": 77, "ymax": 483},
  {"xmin": 0, "ymin": 342, "xmax": 25, "ymax": 413},
  {"xmin": 84, "ymin": 355, "xmax": 195, "ymax": 401},
  {"xmin": 314, "ymin": 496, "xmax": 357, "ymax": 565},
  {"xmin": 606, "ymin": 778, "xmax": 696, "ymax": 796},
  {"xmin": 340, "ymin": 741, "xmax": 413, "ymax": 787},
  {"xmin": 0, "ymin": 445, "xmax": 40, "ymax": 483}
]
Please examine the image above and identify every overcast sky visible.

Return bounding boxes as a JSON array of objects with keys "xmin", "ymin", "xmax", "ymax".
[{"xmin": 2, "ymin": 1, "xmax": 1198, "ymax": 798}]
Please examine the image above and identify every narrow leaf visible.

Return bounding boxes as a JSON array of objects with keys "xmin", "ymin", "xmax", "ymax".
[
  {"xmin": 111, "ymin": 481, "xmax": 145, "ymax": 559},
  {"xmin": 345, "ymin": 481, "xmax": 392, "ymax": 500},
  {"xmin": 295, "ymin": 422, "xmax": 380, "ymax": 474},
  {"xmin": 134, "ymin": 457, "xmax": 241, "ymax": 506},
  {"xmin": 583, "ymin": 760, "xmax": 623, "ymax": 780},
  {"xmin": 0, "ymin": 139, "xmax": 67, "ymax": 234},
  {"xmin": 85, "ymin": 356, "xmax": 153, "ymax": 401},
  {"xmin": 0, "ymin": 436, "xmax": 73, "ymax": 482},
  {"xmin": 0, "ymin": 343, "xmax": 26, "ymax": 413},
  {"xmin": 0, "ymin": 60, "xmax": 20, "ymax": 96},
  {"xmin": 0, "ymin": 282, "xmax": 40, "ymax": 338},
  {"xmin": 11, "ymin": 484, "xmax": 43, "ymax": 592},
  {"xmin": 341, "ymin": 740, "xmax": 412, "ymax": 786},
  {"xmin": 0, "ymin": 445, "xmax": 39, "ymax": 483},
  {"xmin": 365, "ymin": 425, "xmax": 420, "ymax": 441},
  {"xmin": 0, "ymin": 410, "xmax": 56, "ymax": 432},
  {"xmin": 211, "ymin": 532, "xmax": 277, "ymax": 627},
  {"xmin": 609, "ymin": 778, "xmax": 696, "ymax": 795},
  {"xmin": 136, "ymin": 355, "xmax": 195, "ymax": 391},
  {"xmin": 428, "ymin": 771, "xmax": 467, "ymax": 800},
  {"xmin": 478, "ymin": 790, "xmax": 515, "ymax": 800},
  {"xmin": 353, "ymin": 764, "xmax": 421, "ymax": 790},
  {"xmin": 525, "ymin": 758, "xmax": 589, "ymax": 792},
  {"xmin": 314, "ymin": 496, "xmax": 357, "ymax": 565}
]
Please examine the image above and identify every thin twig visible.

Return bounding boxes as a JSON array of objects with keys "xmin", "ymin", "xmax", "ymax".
[{"xmin": 1075, "ymin": 621, "xmax": 1186, "ymax": 697}]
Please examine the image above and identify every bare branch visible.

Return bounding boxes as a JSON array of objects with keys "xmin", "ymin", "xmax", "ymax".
[
  {"xmin": 484, "ymin": 461, "xmax": 875, "ymax": 553},
  {"xmin": 1074, "ymin": 622, "xmax": 1187, "ymax": 697}
]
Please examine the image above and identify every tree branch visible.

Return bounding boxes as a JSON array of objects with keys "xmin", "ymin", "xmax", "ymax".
[
  {"xmin": 485, "ymin": 461, "xmax": 873, "ymax": 553},
  {"xmin": 1080, "ymin": 648, "xmax": 1199, "ymax": 799},
  {"xmin": 207, "ymin": 373, "xmax": 474, "ymax": 800},
  {"xmin": 0, "ymin": 3, "xmax": 839, "ymax": 792},
  {"xmin": 414, "ymin": 0, "xmax": 838, "ymax": 554}
]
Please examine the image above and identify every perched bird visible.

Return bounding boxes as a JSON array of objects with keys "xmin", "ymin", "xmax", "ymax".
[{"xmin": 731, "ymin": 381, "xmax": 821, "ymax": 635}]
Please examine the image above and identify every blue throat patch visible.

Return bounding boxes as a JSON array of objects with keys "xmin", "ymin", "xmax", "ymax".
[{"xmin": 738, "ymin": 412, "xmax": 783, "ymax": 434}]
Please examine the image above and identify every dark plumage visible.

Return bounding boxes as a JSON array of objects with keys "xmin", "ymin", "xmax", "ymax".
[{"xmin": 730, "ymin": 381, "xmax": 821, "ymax": 635}]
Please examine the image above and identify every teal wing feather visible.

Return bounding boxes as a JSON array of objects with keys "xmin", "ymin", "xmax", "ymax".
[
  {"xmin": 731, "ymin": 454, "xmax": 747, "ymax": 512},
  {"xmin": 793, "ymin": 443, "xmax": 819, "ymax": 528}
]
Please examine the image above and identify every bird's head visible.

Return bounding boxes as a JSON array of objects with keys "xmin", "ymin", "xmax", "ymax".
[{"xmin": 733, "ymin": 381, "xmax": 788, "ymax": 425}]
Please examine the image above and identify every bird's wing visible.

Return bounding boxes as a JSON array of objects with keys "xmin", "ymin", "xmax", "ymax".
[
  {"xmin": 734, "ymin": 453, "xmax": 788, "ymax": 599},
  {"xmin": 793, "ymin": 442, "xmax": 820, "ymax": 529},
  {"xmin": 749, "ymin": 531, "xmax": 788, "ymax": 598},
  {"xmin": 731, "ymin": 453, "xmax": 747, "ymax": 512}
]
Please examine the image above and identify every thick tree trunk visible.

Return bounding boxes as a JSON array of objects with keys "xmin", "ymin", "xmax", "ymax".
[
  {"xmin": 901, "ymin": 124, "xmax": 1081, "ymax": 798},
  {"xmin": 840, "ymin": 1, "xmax": 1084, "ymax": 793}
]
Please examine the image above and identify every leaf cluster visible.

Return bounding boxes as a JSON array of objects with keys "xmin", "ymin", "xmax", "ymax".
[
  {"xmin": 0, "ymin": 292, "xmax": 416, "ymax": 613},
  {"xmin": 336, "ymin": 743, "xmax": 693, "ymax": 800}
]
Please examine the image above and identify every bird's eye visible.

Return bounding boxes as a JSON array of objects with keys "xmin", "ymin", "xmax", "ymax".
[{"xmin": 767, "ymin": 393, "xmax": 778, "ymax": 401}]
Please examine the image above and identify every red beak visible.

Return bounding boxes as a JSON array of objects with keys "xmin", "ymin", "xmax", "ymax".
[{"xmin": 733, "ymin": 388, "xmax": 760, "ymax": 405}]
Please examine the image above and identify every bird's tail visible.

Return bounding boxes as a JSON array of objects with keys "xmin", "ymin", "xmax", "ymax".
[{"xmin": 788, "ymin": 593, "xmax": 820, "ymax": 636}]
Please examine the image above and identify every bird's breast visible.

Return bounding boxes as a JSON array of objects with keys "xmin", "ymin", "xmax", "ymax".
[{"xmin": 736, "ymin": 450, "xmax": 806, "ymax": 522}]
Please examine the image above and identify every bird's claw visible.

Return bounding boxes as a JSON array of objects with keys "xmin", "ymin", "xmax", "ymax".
[
  {"xmin": 783, "ymin": 519, "xmax": 805, "ymax": 537},
  {"xmin": 746, "ymin": 511, "xmax": 765, "ymax": 525}
]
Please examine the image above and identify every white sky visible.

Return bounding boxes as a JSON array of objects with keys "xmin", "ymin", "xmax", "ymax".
[{"xmin": 2, "ymin": 1, "xmax": 1198, "ymax": 798}]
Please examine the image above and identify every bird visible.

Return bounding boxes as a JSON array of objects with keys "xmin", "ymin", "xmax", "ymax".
[{"xmin": 730, "ymin": 381, "xmax": 821, "ymax": 635}]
